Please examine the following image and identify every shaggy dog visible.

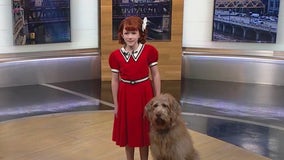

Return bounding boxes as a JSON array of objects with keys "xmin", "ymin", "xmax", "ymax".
[{"xmin": 145, "ymin": 93, "xmax": 199, "ymax": 160}]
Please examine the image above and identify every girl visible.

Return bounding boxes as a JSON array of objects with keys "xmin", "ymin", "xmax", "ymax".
[{"xmin": 109, "ymin": 16, "xmax": 161, "ymax": 160}]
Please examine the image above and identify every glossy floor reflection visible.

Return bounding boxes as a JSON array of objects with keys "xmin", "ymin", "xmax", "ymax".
[
  {"xmin": 0, "ymin": 80, "xmax": 111, "ymax": 121},
  {"xmin": 0, "ymin": 79, "xmax": 283, "ymax": 159},
  {"xmin": 181, "ymin": 79, "xmax": 284, "ymax": 160}
]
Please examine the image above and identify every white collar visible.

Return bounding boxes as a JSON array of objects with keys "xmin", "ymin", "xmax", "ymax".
[{"xmin": 120, "ymin": 43, "xmax": 144, "ymax": 62}]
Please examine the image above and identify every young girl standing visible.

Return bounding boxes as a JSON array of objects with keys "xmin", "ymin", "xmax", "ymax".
[{"xmin": 109, "ymin": 16, "xmax": 161, "ymax": 160}]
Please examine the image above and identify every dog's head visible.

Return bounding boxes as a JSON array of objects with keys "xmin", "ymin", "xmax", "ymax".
[{"xmin": 145, "ymin": 93, "xmax": 181, "ymax": 130}]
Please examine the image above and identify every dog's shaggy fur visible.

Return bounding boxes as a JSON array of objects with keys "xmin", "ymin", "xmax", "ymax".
[{"xmin": 145, "ymin": 93, "xmax": 199, "ymax": 160}]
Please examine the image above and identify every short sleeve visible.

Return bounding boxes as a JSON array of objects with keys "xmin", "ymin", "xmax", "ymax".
[
  {"xmin": 147, "ymin": 45, "xmax": 158, "ymax": 67},
  {"xmin": 109, "ymin": 51, "xmax": 119, "ymax": 73}
]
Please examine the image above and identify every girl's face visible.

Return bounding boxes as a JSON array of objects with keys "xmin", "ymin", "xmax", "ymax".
[{"xmin": 122, "ymin": 28, "xmax": 140, "ymax": 48}]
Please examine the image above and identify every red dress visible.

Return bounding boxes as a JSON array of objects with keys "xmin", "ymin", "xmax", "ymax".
[{"xmin": 109, "ymin": 43, "xmax": 158, "ymax": 147}]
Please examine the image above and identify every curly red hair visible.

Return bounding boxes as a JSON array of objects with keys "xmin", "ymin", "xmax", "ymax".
[{"xmin": 117, "ymin": 16, "xmax": 147, "ymax": 44}]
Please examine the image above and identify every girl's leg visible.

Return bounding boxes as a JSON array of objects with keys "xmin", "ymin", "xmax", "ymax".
[
  {"xmin": 125, "ymin": 146, "xmax": 134, "ymax": 160},
  {"xmin": 139, "ymin": 146, "xmax": 149, "ymax": 160}
]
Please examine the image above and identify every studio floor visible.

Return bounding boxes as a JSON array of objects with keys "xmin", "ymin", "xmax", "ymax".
[{"xmin": 0, "ymin": 79, "xmax": 283, "ymax": 160}]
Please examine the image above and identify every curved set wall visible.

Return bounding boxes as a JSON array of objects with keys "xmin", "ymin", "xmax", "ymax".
[
  {"xmin": 182, "ymin": 0, "xmax": 284, "ymax": 86},
  {"xmin": 0, "ymin": 0, "xmax": 100, "ymax": 87}
]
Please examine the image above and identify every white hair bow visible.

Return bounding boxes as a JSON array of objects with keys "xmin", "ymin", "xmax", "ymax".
[{"xmin": 142, "ymin": 17, "xmax": 148, "ymax": 32}]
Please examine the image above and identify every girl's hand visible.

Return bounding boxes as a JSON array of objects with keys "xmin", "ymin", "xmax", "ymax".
[{"xmin": 114, "ymin": 106, "xmax": 118, "ymax": 117}]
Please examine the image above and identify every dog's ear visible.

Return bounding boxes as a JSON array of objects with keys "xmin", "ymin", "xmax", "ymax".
[
  {"xmin": 144, "ymin": 97, "xmax": 154, "ymax": 118},
  {"xmin": 172, "ymin": 97, "xmax": 181, "ymax": 114},
  {"xmin": 166, "ymin": 93, "xmax": 181, "ymax": 118}
]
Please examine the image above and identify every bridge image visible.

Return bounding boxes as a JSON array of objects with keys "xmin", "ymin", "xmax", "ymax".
[
  {"xmin": 212, "ymin": 0, "xmax": 279, "ymax": 43},
  {"xmin": 13, "ymin": 0, "xmax": 71, "ymax": 45}
]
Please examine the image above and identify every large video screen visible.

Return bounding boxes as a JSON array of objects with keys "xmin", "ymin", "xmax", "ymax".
[
  {"xmin": 212, "ymin": 0, "xmax": 280, "ymax": 43},
  {"xmin": 12, "ymin": 0, "xmax": 71, "ymax": 45},
  {"xmin": 112, "ymin": 0, "xmax": 172, "ymax": 41}
]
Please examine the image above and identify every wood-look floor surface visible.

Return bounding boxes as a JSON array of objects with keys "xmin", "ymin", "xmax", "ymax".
[{"xmin": 0, "ymin": 111, "xmax": 270, "ymax": 160}]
